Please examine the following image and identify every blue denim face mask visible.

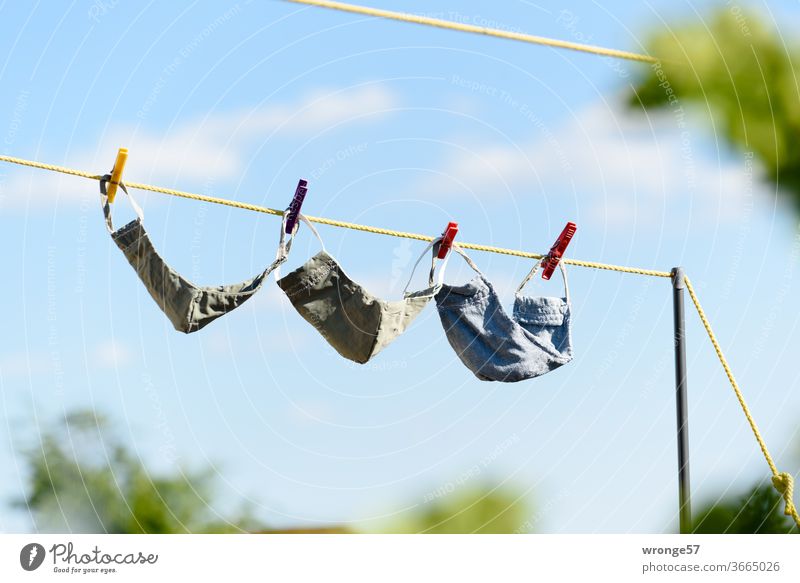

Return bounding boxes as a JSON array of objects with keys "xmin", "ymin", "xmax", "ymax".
[{"xmin": 435, "ymin": 247, "xmax": 573, "ymax": 382}]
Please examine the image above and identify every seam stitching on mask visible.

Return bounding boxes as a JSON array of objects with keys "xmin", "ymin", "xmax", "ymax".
[
  {"xmin": 114, "ymin": 235, "xmax": 149, "ymax": 254},
  {"xmin": 112, "ymin": 224, "xmax": 146, "ymax": 250},
  {"xmin": 365, "ymin": 310, "xmax": 384, "ymax": 361},
  {"xmin": 110, "ymin": 218, "xmax": 142, "ymax": 237},
  {"xmin": 514, "ymin": 304, "xmax": 568, "ymax": 326},
  {"xmin": 282, "ymin": 259, "xmax": 337, "ymax": 296},
  {"xmin": 199, "ymin": 284, "xmax": 257, "ymax": 301},
  {"xmin": 436, "ymin": 287, "xmax": 491, "ymax": 309},
  {"xmin": 183, "ymin": 291, "xmax": 202, "ymax": 333},
  {"xmin": 516, "ymin": 318, "xmax": 565, "ymax": 327}
]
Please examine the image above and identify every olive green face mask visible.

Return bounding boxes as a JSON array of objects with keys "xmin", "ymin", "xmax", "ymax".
[
  {"xmin": 100, "ymin": 177, "xmax": 291, "ymax": 333},
  {"xmin": 276, "ymin": 226, "xmax": 449, "ymax": 364}
]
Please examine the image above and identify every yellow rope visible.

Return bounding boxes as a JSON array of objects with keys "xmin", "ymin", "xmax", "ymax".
[
  {"xmin": 0, "ymin": 155, "xmax": 102, "ymax": 181},
  {"xmin": 0, "ymin": 154, "xmax": 670, "ymax": 275},
  {"xmin": 284, "ymin": 0, "xmax": 658, "ymax": 64},
  {"xmin": 684, "ymin": 275, "xmax": 800, "ymax": 527},
  {"xmin": 1, "ymin": 152, "xmax": 796, "ymax": 526}
]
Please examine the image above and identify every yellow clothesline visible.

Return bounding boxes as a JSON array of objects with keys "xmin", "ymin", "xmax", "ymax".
[
  {"xmin": 283, "ymin": 0, "xmax": 658, "ymax": 64},
  {"xmin": 0, "ymin": 154, "xmax": 671, "ymax": 277},
  {"xmin": 0, "ymin": 152, "xmax": 796, "ymax": 529}
]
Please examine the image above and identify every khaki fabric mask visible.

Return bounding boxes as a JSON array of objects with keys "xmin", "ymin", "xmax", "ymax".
[
  {"xmin": 276, "ymin": 226, "xmax": 448, "ymax": 364},
  {"xmin": 101, "ymin": 177, "xmax": 291, "ymax": 333}
]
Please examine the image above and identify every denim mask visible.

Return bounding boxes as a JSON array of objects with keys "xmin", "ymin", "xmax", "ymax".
[
  {"xmin": 101, "ymin": 178, "xmax": 290, "ymax": 333},
  {"xmin": 277, "ymin": 230, "xmax": 448, "ymax": 364},
  {"xmin": 435, "ymin": 247, "xmax": 573, "ymax": 382}
]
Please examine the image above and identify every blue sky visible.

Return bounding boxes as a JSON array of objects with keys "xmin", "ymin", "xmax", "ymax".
[{"xmin": 1, "ymin": 0, "xmax": 799, "ymax": 533}]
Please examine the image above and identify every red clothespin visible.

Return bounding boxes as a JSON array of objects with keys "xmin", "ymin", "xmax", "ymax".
[
  {"xmin": 436, "ymin": 221, "xmax": 459, "ymax": 259},
  {"xmin": 541, "ymin": 222, "xmax": 577, "ymax": 280},
  {"xmin": 284, "ymin": 179, "xmax": 308, "ymax": 234}
]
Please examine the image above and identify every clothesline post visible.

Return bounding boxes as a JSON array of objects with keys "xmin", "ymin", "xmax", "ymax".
[{"xmin": 671, "ymin": 267, "xmax": 692, "ymax": 533}]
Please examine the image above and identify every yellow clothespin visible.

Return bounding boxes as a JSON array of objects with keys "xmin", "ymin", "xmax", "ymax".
[{"xmin": 106, "ymin": 147, "xmax": 128, "ymax": 204}]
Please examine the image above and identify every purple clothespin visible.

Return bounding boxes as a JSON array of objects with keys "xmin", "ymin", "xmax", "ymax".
[{"xmin": 285, "ymin": 179, "xmax": 308, "ymax": 234}]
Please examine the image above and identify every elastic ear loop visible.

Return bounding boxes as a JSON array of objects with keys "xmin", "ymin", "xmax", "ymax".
[
  {"xmin": 402, "ymin": 241, "xmax": 488, "ymax": 296},
  {"xmin": 516, "ymin": 259, "xmax": 570, "ymax": 303},
  {"xmin": 401, "ymin": 237, "xmax": 451, "ymax": 296},
  {"xmin": 273, "ymin": 212, "xmax": 327, "ymax": 280},
  {"xmin": 100, "ymin": 174, "xmax": 144, "ymax": 233},
  {"xmin": 451, "ymin": 244, "xmax": 484, "ymax": 275}
]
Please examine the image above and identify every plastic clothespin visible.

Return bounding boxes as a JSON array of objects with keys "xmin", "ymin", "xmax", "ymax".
[
  {"xmin": 541, "ymin": 222, "xmax": 577, "ymax": 280},
  {"xmin": 436, "ymin": 221, "xmax": 459, "ymax": 259},
  {"xmin": 284, "ymin": 179, "xmax": 308, "ymax": 234},
  {"xmin": 105, "ymin": 148, "xmax": 128, "ymax": 204}
]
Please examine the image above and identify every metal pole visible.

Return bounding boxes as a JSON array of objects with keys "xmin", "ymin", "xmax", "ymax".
[{"xmin": 671, "ymin": 267, "xmax": 691, "ymax": 534}]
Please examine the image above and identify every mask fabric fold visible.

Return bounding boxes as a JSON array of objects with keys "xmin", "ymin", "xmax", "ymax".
[
  {"xmin": 101, "ymin": 178, "xmax": 290, "ymax": 333},
  {"xmin": 435, "ymin": 247, "xmax": 573, "ymax": 382},
  {"xmin": 277, "ymin": 233, "xmax": 448, "ymax": 364}
]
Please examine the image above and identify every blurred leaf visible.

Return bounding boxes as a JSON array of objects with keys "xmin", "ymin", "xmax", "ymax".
[
  {"xmin": 692, "ymin": 482, "xmax": 798, "ymax": 534},
  {"xmin": 16, "ymin": 410, "xmax": 264, "ymax": 533},
  {"xmin": 628, "ymin": 8, "xmax": 800, "ymax": 208},
  {"xmin": 384, "ymin": 483, "xmax": 531, "ymax": 534}
]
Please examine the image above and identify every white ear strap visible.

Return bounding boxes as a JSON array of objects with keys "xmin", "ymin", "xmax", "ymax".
[
  {"xmin": 452, "ymin": 244, "xmax": 484, "ymax": 275},
  {"xmin": 517, "ymin": 259, "xmax": 570, "ymax": 302},
  {"xmin": 296, "ymin": 214, "xmax": 326, "ymax": 251},
  {"xmin": 516, "ymin": 259, "xmax": 543, "ymax": 294},
  {"xmin": 273, "ymin": 213, "xmax": 326, "ymax": 280},
  {"xmin": 402, "ymin": 237, "xmax": 451, "ymax": 294},
  {"xmin": 401, "ymin": 243, "xmax": 482, "ymax": 294},
  {"xmin": 561, "ymin": 261, "xmax": 570, "ymax": 303},
  {"xmin": 100, "ymin": 175, "xmax": 144, "ymax": 233}
]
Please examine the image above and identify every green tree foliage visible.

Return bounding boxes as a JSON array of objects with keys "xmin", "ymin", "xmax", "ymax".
[
  {"xmin": 630, "ymin": 5, "xmax": 799, "ymax": 537},
  {"xmin": 17, "ymin": 410, "xmax": 262, "ymax": 533},
  {"xmin": 692, "ymin": 482, "xmax": 797, "ymax": 534},
  {"xmin": 384, "ymin": 484, "xmax": 531, "ymax": 534},
  {"xmin": 629, "ymin": 8, "xmax": 800, "ymax": 207}
]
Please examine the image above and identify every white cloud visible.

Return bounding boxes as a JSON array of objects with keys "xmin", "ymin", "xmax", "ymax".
[
  {"xmin": 287, "ymin": 400, "xmax": 337, "ymax": 425},
  {"xmin": 0, "ymin": 342, "xmax": 132, "ymax": 378},
  {"xmin": 0, "ymin": 351, "xmax": 53, "ymax": 378},
  {"xmin": 1, "ymin": 85, "xmax": 399, "ymax": 210},
  {"xmin": 418, "ymin": 96, "xmax": 768, "ymax": 226},
  {"xmin": 93, "ymin": 340, "xmax": 133, "ymax": 368}
]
